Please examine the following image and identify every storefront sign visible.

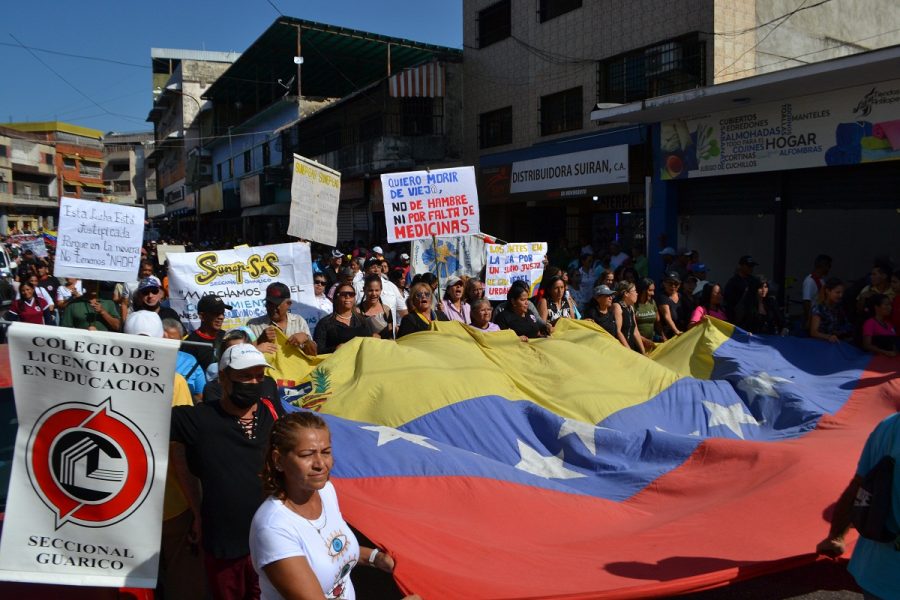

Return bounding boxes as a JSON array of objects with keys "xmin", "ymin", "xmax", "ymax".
[
  {"xmin": 54, "ymin": 197, "xmax": 144, "ymax": 283},
  {"xmin": 660, "ymin": 78, "xmax": 900, "ymax": 179},
  {"xmin": 0, "ymin": 324, "xmax": 178, "ymax": 588},
  {"xmin": 382, "ymin": 167, "xmax": 480, "ymax": 243},
  {"xmin": 288, "ymin": 154, "xmax": 341, "ymax": 246},
  {"xmin": 199, "ymin": 182, "xmax": 223, "ymax": 214},
  {"xmin": 167, "ymin": 242, "xmax": 316, "ymax": 331},
  {"xmin": 484, "ymin": 242, "xmax": 548, "ymax": 301},
  {"xmin": 509, "ymin": 147, "xmax": 629, "ymax": 194},
  {"xmin": 240, "ymin": 174, "xmax": 261, "ymax": 208}
]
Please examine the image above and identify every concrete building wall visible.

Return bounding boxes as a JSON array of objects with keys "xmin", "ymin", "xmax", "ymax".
[
  {"xmin": 462, "ymin": 0, "xmax": 715, "ymax": 163},
  {"xmin": 715, "ymin": 0, "xmax": 900, "ymax": 81}
]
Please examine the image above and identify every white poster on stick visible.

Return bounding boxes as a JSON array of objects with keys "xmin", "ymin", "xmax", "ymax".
[
  {"xmin": 0, "ymin": 323, "xmax": 179, "ymax": 588},
  {"xmin": 54, "ymin": 197, "xmax": 145, "ymax": 283},
  {"xmin": 288, "ymin": 154, "xmax": 341, "ymax": 247},
  {"xmin": 381, "ymin": 166, "xmax": 480, "ymax": 243},
  {"xmin": 484, "ymin": 242, "xmax": 548, "ymax": 301}
]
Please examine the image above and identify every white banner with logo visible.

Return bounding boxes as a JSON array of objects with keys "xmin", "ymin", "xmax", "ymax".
[
  {"xmin": 381, "ymin": 166, "xmax": 480, "ymax": 243},
  {"xmin": 659, "ymin": 78, "xmax": 900, "ymax": 179},
  {"xmin": 54, "ymin": 197, "xmax": 145, "ymax": 283},
  {"xmin": 484, "ymin": 242, "xmax": 548, "ymax": 301},
  {"xmin": 9, "ymin": 234, "xmax": 49, "ymax": 258},
  {"xmin": 0, "ymin": 324, "xmax": 178, "ymax": 588},
  {"xmin": 509, "ymin": 147, "xmax": 629, "ymax": 194},
  {"xmin": 288, "ymin": 154, "xmax": 341, "ymax": 247},
  {"xmin": 167, "ymin": 242, "xmax": 317, "ymax": 332}
]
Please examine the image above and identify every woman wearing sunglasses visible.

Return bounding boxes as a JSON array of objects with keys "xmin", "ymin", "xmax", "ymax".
[
  {"xmin": 397, "ymin": 281, "xmax": 449, "ymax": 338},
  {"xmin": 312, "ymin": 283, "xmax": 371, "ymax": 353},
  {"xmin": 312, "ymin": 275, "xmax": 333, "ymax": 315}
]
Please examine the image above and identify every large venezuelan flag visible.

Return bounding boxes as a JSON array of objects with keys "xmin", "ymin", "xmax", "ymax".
[{"xmin": 268, "ymin": 319, "xmax": 900, "ymax": 599}]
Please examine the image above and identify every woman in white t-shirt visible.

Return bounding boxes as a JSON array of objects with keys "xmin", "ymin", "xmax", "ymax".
[{"xmin": 250, "ymin": 412, "xmax": 420, "ymax": 600}]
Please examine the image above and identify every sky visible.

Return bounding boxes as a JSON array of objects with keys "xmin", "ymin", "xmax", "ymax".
[{"xmin": 1, "ymin": 0, "xmax": 462, "ymax": 135}]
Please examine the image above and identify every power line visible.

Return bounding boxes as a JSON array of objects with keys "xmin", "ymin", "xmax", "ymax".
[
  {"xmin": 8, "ymin": 33, "xmax": 148, "ymax": 126},
  {"xmin": 264, "ymin": 0, "xmax": 284, "ymax": 16},
  {"xmin": 715, "ymin": 0, "xmax": 808, "ymax": 77},
  {"xmin": 0, "ymin": 41, "xmax": 150, "ymax": 69},
  {"xmin": 705, "ymin": 0, "xmax": 833, "ymax": 37}
]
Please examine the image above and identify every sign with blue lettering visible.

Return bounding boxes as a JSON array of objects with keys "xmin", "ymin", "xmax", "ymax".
[{"xmin": 381, "ymin": 167, "xmax": 480, "ymax": 243}]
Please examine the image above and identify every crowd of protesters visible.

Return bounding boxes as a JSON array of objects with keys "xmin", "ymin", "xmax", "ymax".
[{"xmin": 0, "ymin": 234, "xmax": 897, "ymax": 599}]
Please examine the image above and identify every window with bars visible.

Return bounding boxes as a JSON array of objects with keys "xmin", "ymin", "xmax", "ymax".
[
  {"xmin": 598, "ymin": 35, "xmax": 706, "ymax": 104},
  {"xmin": 114, "ymin": 181, "xmax": 131, "ymax": 193},
  {"xmin": 539, "ymin": 0, "xmax": 581, "ymax": 22},
  {"xmin": 479, "ymin": 106, "xmax": 513, "ymax": 149},
  {"xmin": 243, "ymin": 150, "xmax": 252, "ymax": 173},
  {"xmin": 478, "ymin": 0, "xmax": 511, "ymax": 48},
  {"xmin": 400, "ymin": 98, "xmax": 442, "ymax": 136},
  {"xmin": 540, "ymin": 87, "xmax": 583, "ymax": 136}
]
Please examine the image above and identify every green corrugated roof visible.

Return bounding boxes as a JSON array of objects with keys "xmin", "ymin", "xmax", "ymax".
[{"xmin": 203, "ymin": 17, "xmax": 460, "ymax": 110}]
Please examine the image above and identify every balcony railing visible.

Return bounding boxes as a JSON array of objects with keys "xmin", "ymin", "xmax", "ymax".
[
  {"xmin": 13, "ymin": 183, "xmax": 50, "ymax": 197},
  {"xmin": 80, "ymin": 165, "xmax": 102, "ymax": 177}
]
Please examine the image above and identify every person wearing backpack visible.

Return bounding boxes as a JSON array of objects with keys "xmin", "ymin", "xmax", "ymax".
[{"xmin": 816, "ymin": 413, "xmax": 900, "ymax": 599}]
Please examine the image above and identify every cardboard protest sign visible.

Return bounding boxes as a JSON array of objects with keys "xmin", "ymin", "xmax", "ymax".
[
  {"xmin": 155, "ymin": 244, "xmax": 185, "ymax": 265},
  {"xmin": 484, "ymin": 242, "xmax": 548, "ymax": 300},
  {"xmin": 381, "ymin": 167, "xmax": 479, "ymax": 243},
  {"xmin": 54, "ymin": 197, "xmax": 145, "ymax": 283},
  {"xmin": 10, "ymin": 234, "xmax": 49, "ymax": 258},
  {"xmin": 167, "ymin": 242, "xmax": 317, "ymax": 331},
  {"xmin": 0, "ymin": 324, "xmax": 178, "ymax": 588},
  {"xmin": 288, "ymin": 154, "xmax": 341, "ymax": 247}
]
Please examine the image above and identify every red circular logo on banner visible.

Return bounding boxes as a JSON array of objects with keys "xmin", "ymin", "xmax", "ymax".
[{"xmin": 26, "ymin": 398, "xmax": 155, "ymax": 528}]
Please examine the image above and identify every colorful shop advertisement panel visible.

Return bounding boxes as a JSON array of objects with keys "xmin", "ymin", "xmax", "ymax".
[{"xmin": 660, "ymin": 78, "xmax": 900, "ymax": 179}]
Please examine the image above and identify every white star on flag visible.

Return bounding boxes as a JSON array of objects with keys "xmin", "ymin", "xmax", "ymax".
[
  {"xmin": 737, "ymin": 372, "xmax": 792, "ymax": 399},
  {"xmin": 702, "ymin": 401, "xmax": 760, "ymax": 439},
  {"xmin": 514, "ymin": 440, "xmax": 586, "ymax": 480},
  {"xmin": 360, "ymin": 425, "xmax": 439, "ymax": 451},
  {"xmin": 557, "ymin": 417, "xmax": 598, "ymax": 455}
]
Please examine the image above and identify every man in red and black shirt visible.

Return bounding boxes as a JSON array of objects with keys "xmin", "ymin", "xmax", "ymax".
[{"xmin": 184, "ymin": 294, "xmax": 231, "ymax": 370}]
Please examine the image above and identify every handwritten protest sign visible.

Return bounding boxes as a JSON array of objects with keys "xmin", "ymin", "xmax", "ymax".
[
  {"xmin": 381, "ymin": 166, "xmax": 479, "ymax": 243},
  {"xmin": 0, "ymin": 324, "xmax": 178, "ymax": 588},
  {"xmin": 484, "ymin": 242, "xmax": 548, "ymax": 301},
  {"xmin": 167, "ymin": 242, "xmax": 318, "ymax": 331},
  {"xmin": 54, "ymin": 197, "xmax": 144, "ymax": 283},
  {"xmin": 288, "ymin": 154, "xmax": 341, "ymax": 247},
  {"xmin": 9, "ymin": 234, "xmax": 48, "ymax": 258}
]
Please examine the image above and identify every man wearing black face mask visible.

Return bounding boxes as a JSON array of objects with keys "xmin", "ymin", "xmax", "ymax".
[{"xmin": 170, "ymin": 343, "xmax": 282, "ymax": 599}]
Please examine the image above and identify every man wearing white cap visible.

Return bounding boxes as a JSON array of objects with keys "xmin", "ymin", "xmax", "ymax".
[
  {"xmin": 124, "ymin": 311, "xmax": 206, "ymax": 600},
  {"xmin": 170, "ymin": 343, "xmax": 282, "ymax": 598}
]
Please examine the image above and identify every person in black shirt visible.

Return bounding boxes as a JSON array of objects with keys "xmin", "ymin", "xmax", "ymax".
[
  {"xmin": 320, "ymin": 249, "xmax": 344, "ymax": 289},
  {"xmin": 723, "ymin": 255, "xmax": 759, "ymax": 321},
  {"xmin": 313, "ymin": 282, "xmax": 372, "ymax": 351},
  {"xmin": 493, "ymin": 281, "xmax": 548, "ymax": 339},
  {"xmin": 582, "ymin": 284, "xmax": 618, "ymax": 339},
  {"xmin": 184, "ymin": 294, "xmax": 230, "ymax": 370},
  {"xmin": 657, "ymin": 272, "xmax": 684, "ymax": 338},
  {"xmin": 397, "ymin": 281, "xmax": 450, "ymax": 337},
  {"xmin": 171, "ymin": 343, "xmax": 283, "ymax": 599},
  {"xmin": 36, "ymin": 263, "xmax": 59, "ymax": 302}
]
